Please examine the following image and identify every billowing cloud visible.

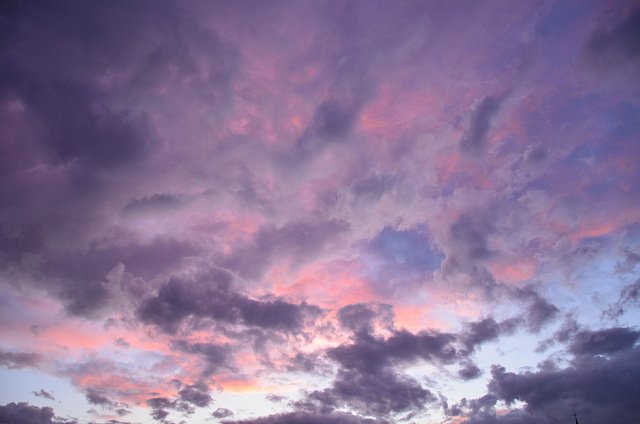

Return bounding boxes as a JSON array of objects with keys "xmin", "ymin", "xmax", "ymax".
[
  {"xmin": 568, "ymin": 327, "xmax": 640, "ymax": 356},
  {"xmin": 137, "ymin": 268, "xmax": 321, "ymax": 334},
  {"xmin": 308, "ymin": 368, "xmax": 436, "ymax": 417},
  {"xmin": 482, "ymin": 343, "xmax": 640, "ymax": 423},
  {"xmin": 0, "ymin": 402, "xmax": 67, "ymax": 424},
  {"xmin": 178, "ymin": 381, "xmax": 212, "ymax": 408},
  {"xmin": 337, "ymin": 302, "xmax": 395, "ymax": 335},
  {"xmin": 457, "ymin": 363, "xmax": 483, "ymax": 381}
]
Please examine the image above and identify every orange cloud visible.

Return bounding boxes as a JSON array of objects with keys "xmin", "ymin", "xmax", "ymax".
[
  {"xmin": 74, "ymin": 371, "xmax": 174, "ymax": 405},
  {"xmin": 219, "ymin": 378, "xmax": 289, "ymax": 394},
  {"xmin": 274, "ymin": 261, "xmax": 378, "ymax": 307},
  {"xmin": 568, "ymin": 207, "xmax": 640, "ymax": 244},
  {"xmin": 360, "ymin": 85, "xmax": 441, "ymax": 135},
  {"xmin": 394, "ymin": 304, "xmax": 441, "ymax": 333},
  {"xmin": 488, "ymin": 256, "xmax": 538, "ymax": 284}
]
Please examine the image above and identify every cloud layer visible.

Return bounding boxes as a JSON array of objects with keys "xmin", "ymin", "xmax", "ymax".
[{"xmin": 1, "ymin": 1, "xmax": 639, "ymax": 424}]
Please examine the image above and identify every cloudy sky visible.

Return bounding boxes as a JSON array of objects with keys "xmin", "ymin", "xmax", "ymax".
[{"xmin": 1, "ymin": 1, "xmax": 640, "ymax": 423}]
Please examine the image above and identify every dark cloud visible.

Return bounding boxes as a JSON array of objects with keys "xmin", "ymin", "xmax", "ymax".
[
  {"xmin": 1, "ymin": 2, "xmax": 638, "ymax": 424},
  {"xmin": 113, "ymin": 337, "xmax": 130, "ymax": 348},
  {"xmin": 513, "ymin": 288, "xmax": 559, "ymax": 332},
  {"xmin": 0, "ymin": 349, "xmax": 42, "ymax": 369},
  {"xmin": 583, "ymin": 7, "xmax": 640, "ymax": 72},
  {"xmin": 123, "ymin": 193, "xmax": 185, "ymax": 215},
  {"xmin": 212, "ymin": 408, "xmax": 234, "ymax": 419},
  {"xmin": 0, "ymin": 223, "xmax": 44, "ymax": 270},
  {"xmin": 458, "ymin": 363, "xmax": 483, "ymax": 380},
  {"xmin": 615, "ymin": 247, "xmax": 640, "ymax": 273},
  {"xmin": 265, "ymin": 394, "xmax": 285, "ymax": 403},
  {"xmin": 303, "ymin": 329, "xmax": 457, "ymax": 417},
  {"xmin": 48, "ymin": 236, "xmax": 194, "ymax": 285},
  {"xmin": 86, "ymin": 388, "xmax": 115, "ymax": 408},
  {"xmin": 309, "ymin": 369, "xmax": 436, "ymax": 417},
  {"xmin": 0, "ymin": 402, "xmax": 64, "ymax": 424},
  {"xmin": 286, "ymin": 352, "xmax": 323, "ymax": 373},
  {"xmin": 146, "ymin": 385, "xmax": 210, "ymax": 422},
  {"xmin": 137, "ymin": 269, "xmax": 233, "ymax": 333},
  {"xmin": 223, "ymin": 411, "xmax": 388, "ymax": 424},
  {"xmin": 461, "ymin": 318, "xmax": 505, "ymax": 352},
  {"xmin": 460, "ymin": 96, "xmax": 503, "ymax": 157},
  {"xmin": 146, "ymin": 397, "xmax": 185, "ymax": 422},
  {"xmin": 304, "ymin": 310, "xmax": 563, "ymax": 419},
  {"xmin": 554, "ymin": 316, "xmax": 580, "ymax": 344},
  {"xmin": 337, "ymin": 302, "xmax": 394, "ymax": 335},
  {"xmin": 171, "ymin": 341, "xmax": 232, "ymax": 377},
  {"xmin": 531, "ymin": 315, "xmax": 581, "ymax": 353},
  {"xmin": 444, "ymin": 394, "xmax": 498, "ymax": 420},
  {"xmin": 523, "ymin": 144, "xmax": 547, "ymax": 163},
  {"xmin": 149, "ymin": 408, "xmax": 169, "ymax": 422},
  {"xmin": 443, "ymin": 214, "xmax": 496, "ymax": 275},
  {"xmin": 32, "ymin": 389, "xmax": 55, "ymax": 401},
  {"xmin": 0, "ymin": 0, "xmax": 240, "ymax": 299},
  {"xmin": 0, "ymin": 1, "xmax": 166, "ymax": 79},
  {"xmin": 524, "ymin": 297, "xmax": 558, "ymax": 332},
  {"xmin": 483, "ymin": 342, "xmax": 640, "ymax": 424},
  {"xmin": 283, "ymin": 42, "xmax": 374, "ymax": 164},
  {"xmin": 84, "ymin": 387, "xmax": 133, "ymax": 417},
  {"xmin": 177, "ymin": 381, "xmax": 212, "ymax": 408},
  {"xmin": 114, "ymin": 409, "xmax": 130, "ymax": 417},
  {"xmin": 7, "ymin": 235, "xmax": 194, "ymax": 318},
  {"xmin": 350, "ymin": 173, "xmax": 398, "ymax": 205},
  {"xmin": 568, "ymin": 327, "xmax": 640, "ymax": 356},
  {"xmin": 137, "ymin": 269, "xmax": 320, "ymax": 334},
  {"xmin": 605, "ymin": 277, "xmax": 640, "ymax": 319},
  {"xmin": 338, "ymin": 303, "xmax": 378, "ymax": 334},
  {"xmin": 328, "ymin": 330, "xmax": 457, "ymax": 374},
  {"xmin": 307, "ymin": 99, "xmax": 361, "ymax": 141},
  {"xmin": 146, "ymin": 397, "xmax": 174, "ymax": 411},
  {"xmin": 0, "ymin": 0, "xmax": 239, "ymax": 93},
  {"xmin": 30, "ymin": 325, "xmax": 44, "ymax": 336},
  {"xmin": 29, "ymin": 79, "xmax": 149, "ymax": 170}
]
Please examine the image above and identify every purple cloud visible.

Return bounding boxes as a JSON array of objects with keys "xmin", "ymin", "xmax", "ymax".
[
  {"xmin": 481, "ymin": 342, "xmax": 640, "ymax": 423},
  {"xmin": 31, "ymin": 390, "xmax": 55, "ymax": 401},
  {"xmin": 224, "ymin": 411, "xmax": 388, "ymax": 424},
  {"xmin": 0, "ymin": 350, "xmax": 42, "ymax": 370},
  {"xmin": 0, "ymin": 402, "xmax": 67, "ymax": 424},
  {"xmin": 1, "ymin": 1, "xmax": 640, "ymax": 424}
]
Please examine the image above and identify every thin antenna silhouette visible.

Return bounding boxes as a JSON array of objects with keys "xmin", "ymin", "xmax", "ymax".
[{"xmin": 573, "ymin": 409, "xmax": 579, "ymax": 424}]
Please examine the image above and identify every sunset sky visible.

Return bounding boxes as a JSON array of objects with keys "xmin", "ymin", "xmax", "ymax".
[{"xmin": 1, "ymin": 1, "xmax": 640, "ymax": 424}]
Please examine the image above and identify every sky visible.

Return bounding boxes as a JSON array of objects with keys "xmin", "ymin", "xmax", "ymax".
[{"xmin": 1, "ymin": 1, "xmax": 640, "ymax": 423}]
